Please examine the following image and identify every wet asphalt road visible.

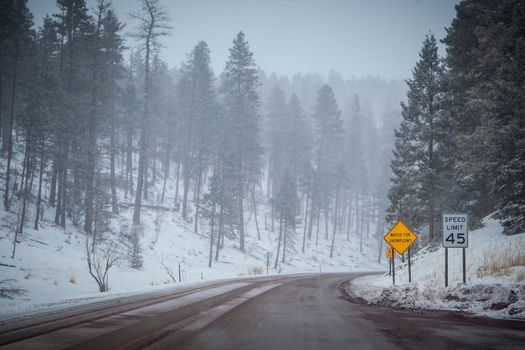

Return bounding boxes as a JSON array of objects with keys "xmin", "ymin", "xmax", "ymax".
[
  {"xmin": 170, "ymin": 274, "xmax": 525, "ymax": 350},
  {"xmin": 1, "ymin": 273, "xmax": 524, "ymax": 350}
]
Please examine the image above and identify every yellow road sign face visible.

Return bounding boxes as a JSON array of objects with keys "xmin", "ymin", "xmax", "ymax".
[
  {"xmin": 384, "ymin": 220, "xmax": 417, "ymax": 255},
  {"xmin": 386, "ymin": 246, "xmax": 394, "ymax": 258}
]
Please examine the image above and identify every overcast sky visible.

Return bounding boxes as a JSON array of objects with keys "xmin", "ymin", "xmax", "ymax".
[{"xmin": 28, "ymin": 0, "xmax": 459, "ymax": 80}]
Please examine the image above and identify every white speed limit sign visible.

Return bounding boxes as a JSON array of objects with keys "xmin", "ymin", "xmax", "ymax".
[{"xmin": 442, "ymin": 213, "xmax": 468, "ymax": 248}]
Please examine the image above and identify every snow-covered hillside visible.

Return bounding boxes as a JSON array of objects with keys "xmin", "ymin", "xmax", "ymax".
[
  {"xmin": 345, "ymin": 216, "xmax": 525, "ymax": 319},
  {"xmin": 0, "ymin": 173, "xmax": 383, "ymax": 319}
]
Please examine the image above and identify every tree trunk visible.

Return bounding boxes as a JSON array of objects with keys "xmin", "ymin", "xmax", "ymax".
[
  {"xmin": 239, "ymin": 191, "xmax": 245, "ymax": 252},
  {"xmin": 308, "ymin": 200, "xmax": 315, "ymax": 240},
  {"xmin": 125, "ymin": 127, "xmax": 133, "ymax": 198},
  {"xmin": 18, "ymin": 135, "xmax": 32, "ymax": 235},
  {"xmin": 330, "ymin": 192, "xmax": 339, "ymax": 258},
  {"xmin": 359, "ymin": 196, "xmax": 364, "ymax": 253},
  {"xmin": 274, "ymin": 211, "xmax": 283, "ymax": 269},
  {"xmin": 59, "ymin": 143, "xmax": 68, "ymax": 228},
  {"xmin": 282, "ymin": 218, "xmax": 287, "ymax": 263},
  {"xmin": 161, "ymin": 147, "xmax": 170, "ymax": 203},
  {"xmin": 133, "ymin": 30, "xmax": 152, "ymax": 225},
  {"xmin": 346, "ymin": 195, "xmax": 352, "ymax": 240},
  {"xmin": 315, "ymin": 207, "xmax": 320, "ymax": 245},
  {"xmin": 84, "ymin": 8, "xmax": 104, "ymax": 234},
  {"xmin": 133, "ymin": 127, "xmax": 146, "ymax": 225},
  {"xmin": 194, "ymin": 166, "xmax": 202, "ymax": 233},
  {"xmin": 144, "ymin": 153, "xmax": 148, "ymax": 201},
  {"xmin": 376, "ymin": 214, "xmax": 385, "ymax": 263},
  {"xmin": 34, "ymin": 150, "xmax": 44, "ymax": 230},
  {"xmin": 181, "ymin": 165, "xmax": 190, "ymax": 220},
  {"xmin": 302, "ymin": 192, "xmax": 309, "ymax": 253},
  {"xmin": 151, "ymin": 141, "xmax": 157, "ymax": 187},
  {"xmin": 54, "ymin": 151, "xmax": 63, "ymax": 225},
  {"xmin": 110, "ymin": 84, "xmax": 118, "ymax": 214},
  {"xmin": 428, "ymin": 135, "xmax": 435, "ymax": 242},
  {"xmin": 3, "ymin": 10, "xmax": 21, "ymax": 210},
  {"xmin": 324, "ymin": 207, "xmax": 329, "ymax": 240},
  {"xmin": 20, "ymin": 157, "xmax": 34, "ymax": 232},
  {"xmin": 215, "ymin": 204, "xmax": 224, "ymax": 262},
  {"xmin": 174, "ymin": 159, "xmax": 180, "ymax": 207},
  {"xmin": 49, "ymin": 157, "xmax": 57, "ymax": 206},
  {"xmin": 208, "ymin": 202, "xmax": 215, "ymax": 268},
  {"xmin": 251, "ymin": 183, "xmax": 261, "ymax": 240}
]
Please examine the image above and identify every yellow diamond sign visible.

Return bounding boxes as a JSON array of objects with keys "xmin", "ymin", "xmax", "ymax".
[
  {"xmin": 386, "ymin": 246, "xmax": 395, "ymax": 259},
  {"xmin": 384, "ymin": 220, "xmax": 417, "ymax": 255}
]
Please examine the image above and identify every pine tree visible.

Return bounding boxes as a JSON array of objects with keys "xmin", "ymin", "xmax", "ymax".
[
  {"xmin": 52, "ymin": 0, "xmax": 92, "ymax": 228},
  {"xmin": 388, "ymin": 34, "xmax": 447, "ymax": 241},
  {"xmin": 311, "ymin": 84, "xmax": 344, "ymax": 244},
  {"xmin": 84, "ymin": 0, "xmax": 110, "ymax": 235},
  {"xmin": 100, "ymin": 7, "xmax": 124, "ymax": 216},
  {"xmin": 221, "ymin": 32, "xmax": 262, "ymax": 252},
  {"xmin": 2, "ymin": 0, "xmax": 34, "ymax": 210},
  {"xmin": 274, "ymin": 171, "xmax": 300, "ymax": 264},
  {"xmin": 130, "ymin": 0, "xmax": 170, "ymax": 225},
  {"xmin": 176, "ymin": 41, "xmax": 217, "ymax": 226},
  {"xmin": 266, "ymin": 85, "xmax": 287, "ymax": 231},
  {"xmin": 443, "ymin": 0, "xmax": 525, "ymax": 234}
]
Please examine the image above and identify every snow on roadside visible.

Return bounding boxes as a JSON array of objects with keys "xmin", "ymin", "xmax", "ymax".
[
  {"xmin": 344, "ymin": 216, "xmax": 525, "ymax": 320},
  {"xmin": 345, "ymin": 277, "xmax": 525, "ymax": 319}
]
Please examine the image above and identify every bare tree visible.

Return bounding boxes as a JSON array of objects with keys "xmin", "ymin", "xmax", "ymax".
[
  {"xmin": 130, "ymin": 0, "xmax": 171, "ymax": 225},
  {"xmin": 85, "ymin": 238, "xmax": 121, "ymax": 292},
  {"xmin": 160, "ymin": 255, "xmax": 177, "ymax": 283}
]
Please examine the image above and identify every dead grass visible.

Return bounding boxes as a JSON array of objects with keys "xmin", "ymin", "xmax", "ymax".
[
  {"xmin": 478, "ymin": 239, "xmax": 525, "ymax": 279},
  {"xmin": 515, "ymin": 270, "xmax": 525, "ymax": 282},
  {"xmin": 69, "ymin": 275, "xmax": 76, "ymax": 284}
]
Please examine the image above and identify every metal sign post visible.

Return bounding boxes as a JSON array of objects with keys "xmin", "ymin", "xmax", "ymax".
[
  {"xmin": 442, "ymin": 213, "xmax": 469, "ymax": 287},
  {"xmin": 408, "ymin": 247, "xmax": 412, "ymax": 283},
  {"xmin": 445, "ymin": 247, "xmax": 448, "ymax": 287},
  {"xmin": 386, "ymin": 246, "xmax": 395, "ymax": 282},
  {"xmin": 384, "ymin": 220, "xmax": 417, "ymax": 286},
  {"xmin": 392, "ymin": 254, "xmax": 395, "ymax": 286},
  {"xmin": 462, "ymin": 248, "xmax": 466, "ymax": 284}
]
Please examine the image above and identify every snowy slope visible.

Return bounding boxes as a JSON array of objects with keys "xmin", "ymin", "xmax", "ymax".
[
  {"xmin": 0, "ymin": 170, "xmax": 383, "ymax": 318},
  {"xmin": 345, "ymin": 216, "xmax": 525, "ymax": 319}
]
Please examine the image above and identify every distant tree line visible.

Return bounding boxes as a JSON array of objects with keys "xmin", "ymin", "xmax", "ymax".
[
  {"xmin": 388, "ymin": 0, "xmax": 525, "ymax": 238},
  {"xmin": 1, "ymin": 0, "xmax": 399, "ymax": 267}
]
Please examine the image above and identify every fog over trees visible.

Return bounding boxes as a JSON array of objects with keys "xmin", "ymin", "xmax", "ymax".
[{"xmin": 1, "ymin": 0, "xmax": 523, "ymax": 279}]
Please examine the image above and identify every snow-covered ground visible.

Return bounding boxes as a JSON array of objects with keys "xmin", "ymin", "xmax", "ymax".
[
  {"xmin": 0, "ymin": 167, "xmax": 383, "ymax": 319},
  {"xmin": 344, "ymin": 217, "xmax": 525, "ymax": 320}
]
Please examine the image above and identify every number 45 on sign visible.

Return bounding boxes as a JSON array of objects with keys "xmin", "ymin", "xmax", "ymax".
[{"xmin": 442, "ymin": 213, "xmax": 468, "ymax": 248}]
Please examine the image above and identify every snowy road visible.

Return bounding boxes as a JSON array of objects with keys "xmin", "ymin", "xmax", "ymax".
[{"xmin": 1, "ymin": 273, "xmax": 524, "ymax": 349}]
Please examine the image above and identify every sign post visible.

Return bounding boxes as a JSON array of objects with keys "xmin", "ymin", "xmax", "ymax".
[
  {"xmin": 462, "ymin": 248, "xmax": 466, "ymax": 284},
  {"xmin": 408, "ymin": 247, "xmax": 412, "ymax": 283},
  {"xmin": 384, "ymin": 220, "xmax": 418, "ymax": 286},
  {"xmin": 442, "ymin": 213, "xmax": 469, "ymax": 287},
  {"xmin": 445, "ymin": 247, "xmax": 448, "ymax": 287},
  {"xmin": 386, "ymin": 246, "xmax": 394, "ymax": 259},
  {"xmin": 386, "ymin": 246, "xmax": 394, "ymax": 278}
]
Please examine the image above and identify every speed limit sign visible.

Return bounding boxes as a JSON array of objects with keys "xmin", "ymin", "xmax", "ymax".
[{"xmin": 442, "ymin": 213, "xmax": 468, "ymax": 248}]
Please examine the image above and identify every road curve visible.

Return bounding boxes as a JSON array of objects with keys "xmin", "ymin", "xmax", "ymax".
[
  {"xmin": 1, "ymin": 273, "xmax": 524, "ymax": 350},
  {"xmin": 172, "ymin": 274, "xmax": 525, "ymax": 350}
]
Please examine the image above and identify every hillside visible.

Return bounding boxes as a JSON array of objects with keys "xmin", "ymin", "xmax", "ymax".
[{"xmin": 0, "ymin": 152, "xmax": 383, "ymax": 319}]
